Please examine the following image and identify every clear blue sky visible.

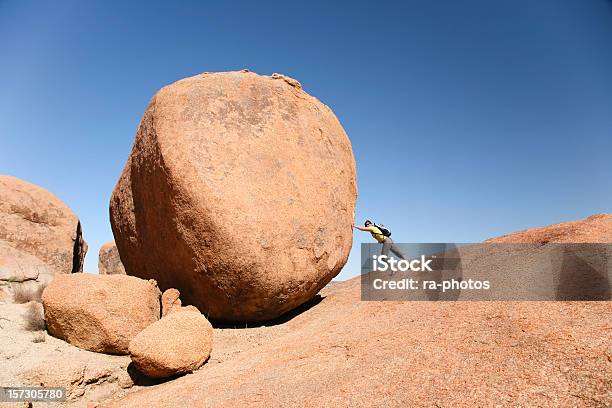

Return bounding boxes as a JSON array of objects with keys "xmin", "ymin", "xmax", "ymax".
[{"xmin": 1, "ymin": 1, "xmax": 611, "ymax": 279}]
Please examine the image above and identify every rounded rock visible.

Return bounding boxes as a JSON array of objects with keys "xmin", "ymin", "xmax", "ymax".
[
  {"xmin": 110, "ymin": 70, "xmax": 357, "ymax": 321},
  {"xmin": 42, "ymin": 274, "xmax": 161, "ymax": 354},
  {"xmin": 0, "ymin": 175, "xmax": 87, "ymax": 275},
  {"xmin": 128, "ymin": 310, "xmax": 213, "ymax": 378}
]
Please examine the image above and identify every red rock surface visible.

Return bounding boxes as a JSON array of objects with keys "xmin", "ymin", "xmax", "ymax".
[
  {"xmin": 107, "ymin": 279, "xmax": 611, "ymax": 408},
  {"xmin": 161, "ymin": 288, "xmax": 182, "ymax": 317},
  {"xmin": 0, "ymin": 176, "xmax": 87, "ymax": 302},
  {"xmin": 106, "ymin": 216, "xmax": 611, "ymax": 407},
  {"xmin": 0, "ymin": 241, "xmax": 53, "ymax": 302},
  {"xmin": 486, "ymin": 213, "xmax": 611, "ymax": 243},
  {"xmin": 98, "ymin": 241, "xmax": 126, "ymax": 275},
  {"xmin": 110, "ymin": 70, "xmax": 357, "ymax": 321}
]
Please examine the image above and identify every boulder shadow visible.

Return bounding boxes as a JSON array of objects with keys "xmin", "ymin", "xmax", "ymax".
[
  {"xmin": 556, "ymin": 245, "xmax": 610, "ymax": 301},
  {"xmin": 210, "ymin": 294, "xmax": 325, "ymax": 329},
  {"xmin": 127, "ymin": 362, "xmax": 187, "ymax": 386}
]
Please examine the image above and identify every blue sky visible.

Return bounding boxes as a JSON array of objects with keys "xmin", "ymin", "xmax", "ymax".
[{"xmin": 1, "ymin": 0, "xmax": 611, "ymax": 279}]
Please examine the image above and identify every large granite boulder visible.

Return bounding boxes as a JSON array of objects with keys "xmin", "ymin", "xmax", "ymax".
[
  {"xmin": 0, "ymin": 176, "xmax": 87, "ymax": 302},
  {"xmin": 110, "ymin": 70, "xmax": 357, "ymax": 321},
  {"xmin": 42, "ymin": 274, "xmax": 161, "ymax": 354}
]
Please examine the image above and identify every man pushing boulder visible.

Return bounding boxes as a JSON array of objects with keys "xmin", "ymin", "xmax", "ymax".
[{"xmin": 353, "ymin": 220, "xmax": 407, "ymax": 260}]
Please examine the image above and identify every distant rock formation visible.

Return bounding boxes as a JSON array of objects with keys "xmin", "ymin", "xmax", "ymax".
[
  {"xmin": 486, "ymin": 214, "xmax": 612, "ymax": 243},
  {"xmin": 42, "ymin": 274, "xmax": 161, "ymax": 354},
  {"xmin": 0, "ymin": 176, "xmax": 87, "ymax": 302},
  {"xmin": 98, "ymin": 241, "xmax": 126, "ymax": 275},
  {"xmin": 110, "ymin": 70, "xmax": 357, "ymax": 321}
]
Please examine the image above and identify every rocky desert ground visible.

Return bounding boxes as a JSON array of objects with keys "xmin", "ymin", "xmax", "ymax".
[
  {"xmin": 2, "ymin": 214, "xmax": 611, "ymax": 407},
  {"xmin": 1, "ymin": 264, "xmax": 610, "ymax": 407}
]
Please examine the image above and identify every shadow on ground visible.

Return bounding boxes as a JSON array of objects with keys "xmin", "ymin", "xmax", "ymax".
[
  {"xmin": 210, "ymin": 294, "xmax": 325, "ymax": 329},
  {"xmin": 127, "ymin": 359, "xmax": 209, "ymax": 386}
]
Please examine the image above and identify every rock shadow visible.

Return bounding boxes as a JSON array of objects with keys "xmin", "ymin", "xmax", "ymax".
[
  {"xmin": 127, "ymin": 362, "xmax": 185, "ymax": 386},
  {"xmin": 210, "ymin": 294, "xmax": 325, "ymax": 329},
  {"xmin": 556, "ymin": 245, "xmax": 610, "ymax": 301}
]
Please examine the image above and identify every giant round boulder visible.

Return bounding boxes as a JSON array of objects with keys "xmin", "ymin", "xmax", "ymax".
[{"xmin": 110, "ymin": 70, "xmax": 357, "ymax": 321}]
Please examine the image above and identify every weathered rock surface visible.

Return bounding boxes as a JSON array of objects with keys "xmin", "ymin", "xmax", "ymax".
[
  {"xmin": 129, "ymin": 311, "xmax": 213, "ymax": 378},
  {"xmin": 178, "ymin": 305, "xmax": 200, "ymax": 314},
  {"xmin": 110, "ymin": 70, "xmax": 357, "ymax": 321},
  {"xmin": 42, "ymin": 274, "xmax": 161, "ymax": 354},
  {"xmin": 486, "ymin": 213, "xmax": 612, "ymax": 243},
  {"xmin": 0, "ymin": 176, "xmax": 87, "ymax": 302},
  {"xmin": 160, "ymin": 288, "xmax": 199, "ymax": 316},
  {"xmin": 161, "ymin": 288, "xmax": 181, "ymax": 317},
  {"xmin": 1, "ymin": 215, "xmax": 608, "ymax": 407},
  {"xmin": 105, "ymin": 215, "xmax": 611, "ymax": 408},
  {"xmin": 108, "ymin": 283, "xmax": 612, "ymax": 408},
  {"xmin": 98, "ymin": 241, "xmax": 126, "ymax": 275},
  {"xmin": 0, "ymin": 241, "xmax": 53, "ymax": 303},
  {"xmin": 0, "ymin": 302, "xmax": 135, "ymax": 407}
]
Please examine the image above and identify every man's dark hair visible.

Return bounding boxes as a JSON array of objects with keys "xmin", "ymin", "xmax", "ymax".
[{"xmin": 364, "ymin": 220, "xmax": 372, "ymax": 226}]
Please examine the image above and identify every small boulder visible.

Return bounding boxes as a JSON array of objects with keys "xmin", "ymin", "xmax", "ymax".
[
  {"xmin": 98, "ymin": 241, "xmax": 126, "ymax": 275},
  {"xmin": 129, "ymin": 311, "xmax": 213, "ymax": 378},
  {"xmin": 42, "ymin": 274, "xmax": 161, "ymax": 354},
  {"xmin": 161, "ymin": 288, "xmax": 182, "ymax": 316}
]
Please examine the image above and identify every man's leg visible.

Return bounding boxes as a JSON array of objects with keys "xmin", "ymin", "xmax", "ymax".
[
  {"xmin": 381, "ymin": 239, "xmax": 395, "ymax": 275},
  {"xmin": 390, "ymin": 243, "xmax": 407, "ymax": 260},
  {"xmin": 381, "ymin": 239, "xmax": 392, "ymax": 257}
]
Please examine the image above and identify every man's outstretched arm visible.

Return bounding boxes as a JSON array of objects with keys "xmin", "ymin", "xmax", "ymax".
[{"xmin": 353, "ymin": 224, "xmax": 374, "ymax": 232}]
